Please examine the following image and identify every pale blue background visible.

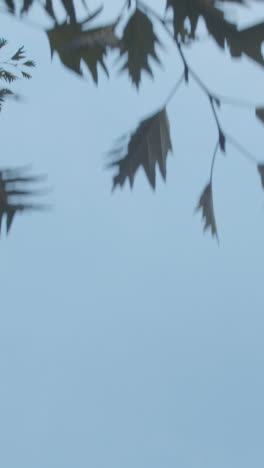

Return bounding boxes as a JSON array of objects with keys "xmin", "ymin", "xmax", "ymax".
[{"xmin": 1, "ymin": 1, "xmax": 264, "ymax": 467}]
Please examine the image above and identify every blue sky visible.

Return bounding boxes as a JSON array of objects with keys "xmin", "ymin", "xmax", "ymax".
[{"xmin": 1, "ymin": 1, "xmax": 264, "ymax": 467}]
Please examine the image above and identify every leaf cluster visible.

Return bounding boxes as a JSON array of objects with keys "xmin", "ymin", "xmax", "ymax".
[
  {"xmin": 2, "ymin": 0, "xmax": 264, "ymax": 239},
  {"xmin": 0, "ymin": 39, "xmax": 35, "ymax": 110}
]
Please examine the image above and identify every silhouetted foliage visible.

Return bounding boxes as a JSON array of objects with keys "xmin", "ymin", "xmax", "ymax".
[
  {"xmin": 0, "ymin": 167, "xmax": 48, "ymax": 235},
  {"xmin": 1, "ymin": 0, "xmax": 264, "ymax": 239}
]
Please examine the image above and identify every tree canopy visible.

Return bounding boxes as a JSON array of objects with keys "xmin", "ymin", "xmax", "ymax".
[{"xmin": 1, "ymin": 0, "xmax": 264, "ymax": 239}]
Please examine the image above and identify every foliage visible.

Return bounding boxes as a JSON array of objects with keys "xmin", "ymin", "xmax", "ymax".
[
  {"xmin": 0, "ymin": 167, "xmax": 48, "ymax": 235},
  {"xmin": 1, "ymin": 0, "xmax": 264, "ymax": 239}
]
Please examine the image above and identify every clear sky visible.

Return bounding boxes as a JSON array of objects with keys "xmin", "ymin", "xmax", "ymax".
[{"xmin": 1, "ymin": 1, "xmax": 264, "ymax": 467}]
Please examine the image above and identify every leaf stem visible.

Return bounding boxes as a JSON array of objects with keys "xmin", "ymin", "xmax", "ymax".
[
  {"xmin": 163, "ymin": 73, "xmax": 184, "ymax": 107},
  {"xmin": 226, "ymin": 134, "xmax": 258, "ymax": 164},
  {"xmin": 210, "ymin": 142, "xmax": 219, "ymax": 184}
]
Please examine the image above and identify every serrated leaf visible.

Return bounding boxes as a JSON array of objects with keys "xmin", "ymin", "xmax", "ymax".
[
  {"xmin": 61, "ymin": 0, "xmax": 76, "ymax": 23},
  {"xmin": 21, "ymin": 71, "xmax": 32, "ymax": 79},
  {"xmin": 196, "ymin": 182, "xmax": 218, "ymax": 239},
  {"xmin": 46, "ymin": 20, "xmax": 118, "ymax": 83},
  {"xmin": 257, "ymin": 164, "xmax": 264, "ymax": 188},
  {"xmin": 109, "ymin": 107, "xmax": 172, "ymax": 190},
  {"xmin": 0, "ymin": 69, "xmax": 17, "ymax": 83},
  {"xmin": 119, "ymin": 8, "xmax": 162, "ymax": 88},
  {"xmin": 44, "ymin": 0, "xmax": 56, "ymax": 20},
  {"xmin": 11, "ymin": 46, "xmax": 25, "ymax": 61}
]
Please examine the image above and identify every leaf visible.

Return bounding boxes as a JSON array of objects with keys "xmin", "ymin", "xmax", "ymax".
[
  {"xmin": 21, "ymin": 71, "xmax": 32, "ymax": 79},
  {"xmin": 219, "ymin": 129, "xmax": 226, "ymax": 152},
  {"xmin": 23, "ymin": 60, "xmax": 35, "ymax": 67},
  {"xmin": 196, "ymin": 182, "xmax": 218, "ymax": 239},
  {"xmin": 11, "ymin": 46, "xmax": 25, "ymax": 61},
  {"xmin": 4, "ymin": 0, "xmax": 15, "ymax": 13},
  {"xmin": 119, "ymin": 8, "xmax": 162, "ymax": 88},
  {"xmin": 46, "ymin": 20, "xmax": 119, "ymax": 83},
  {"xmin": 109, "ymin": 107, "xmax": 172, "ymax": 190},
  {"xmin": 0, "ymin": 88, "xmax": 13, "ymax": 111},
  {"xmin": 44, "ymin": 0, "xmax": 56, "ymax": 20},
  {"xmin": 21, "ymin": 0, "xmax": 34, "ymax": 14},
  {"xmin": 255, "ymin": 107, "xmax": 264, "ymax": 123},
  {"xmin": 0, "ymin": 69, "xmax": 17, "ymax": 83},
  {"xmin": 0, "ymin": 39, "xmax": 7, "ymax": 49},
  {"xmin": 0, "ymin": 166, "xmax": 49, "ymax": 236},
  {"xmin": 257, "ymin": 164, "xmax": 264, "ymax": 188},
  {"xmin": 166, "ymin": 0, "xmax": 264, "ymax": 70},
  {"xmin": 61, "ymin": 0, "xmax": 76, "ymax": 23}
]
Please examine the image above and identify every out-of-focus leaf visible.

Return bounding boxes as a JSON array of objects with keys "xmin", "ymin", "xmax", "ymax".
[
  {"xmin": 0, "ymin": 39, "xmax": 7, "ymax": 49},
  {"xmin": 11, "ymin": 46, "xmax": 25, "ymax": 60},
  {"xmin": 109, "ymin": 107, "xmax": 172, "ymax": 190},
  {"xmin": 0, "ymin": 88, "xmax": 13, "ymax": 111},
  {"xmin": 4, "ymin": 0, "xmax": 15, "ymax": 13},
  {"xmin": 21, "ymin": 0, "xmax": 33, "ymax": 14},
  {"xmin": 255, "ymin": 107, "xmax": 264, "ymax": 123},
  {"xmin": 119, "ymin": 8, "xmax": 162, "ymax": 88},
  {"xmin": 257, "ymin": 164, "xmax": 264, "ymax": 188},
  {"xmin": 61, "ymin": 0, "xmax": 76, "ymax": 23},
  {"xmin": 44, "ymin": 0, "xmax": 56, "ymax": 20},
  {"xmin": 47, "ymin": 20, "xmax": 119, "ymax": 83},
  {"xmin": 0, "ymin": 166, "xmax": 48, "ymax": 236},
  {"xmin": 167, "ymin": 0, "xmax": 264, "ymax": 70},
  {"xmin": 196, "ymin": 182, "xmax": 218, "ymax": 239}
]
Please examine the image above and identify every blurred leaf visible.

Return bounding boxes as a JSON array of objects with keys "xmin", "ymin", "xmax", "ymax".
[
  {"xmin": 0, "ymin": 69, "xmax": 17, "ymax": 83},
  {"xmin": 23, "ymin": 60, "xmax": 35, "ymax": 67},
  {"xmin": 21, "ymin": 71, "xmax": 32, "ymax": 79},
  {"xmin": 20, "ymin": 0, "xmax": 33, "ymax": 14},
  {"xmin": 0, "ymin": 38, "xmax": 7, "ymax": 49},
  {"xmin": 61, "ymin": 0, "xmax": 76, "ymax": 22},
  {"xmin": 11, "ymin": 46, "xmax": 25, "ymax": 60},
  {"xmin": 255, "ymin": 107, "xmax": 264, "ymax": 123},
  {"xmin": 47, "ymin": 20, "xmax": 119, "ymax": 83},
  {"xmin": 0, "ymin": 88, "xmax": 13, "ymax": 111},
  {"xmin": 44, "ymin": 0, "xmax": 56, "ymax": 20},
  {"xmin": 196, "ymin": 182, "xmax": 218, "ymax": 239},
  {"xmin": 3, "ymin": 0, "xmax": 15, "ymax": 13},
  {"xmin": 257, "ymin": 164, "xmax": 264, "ymax": 188},
  {"xmin": 109, "ymin": 107, "xmax": 172, "ymax": 190},
  {"xmin": 119, "ymin": 8, "xmax": 162, "ymax": 88},
  {"xmin": 0, "ymin": 167, "xmax": 48, "ymax": 235}
]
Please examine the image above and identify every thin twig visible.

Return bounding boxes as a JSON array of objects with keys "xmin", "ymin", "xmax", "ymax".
[
  {"xmin": 163, "ymin": 73, "xmax": 185, "ymax": 107},
  {"xmin": 226, "ymin": 134, "xmax": 258, "ymax": 164},
  {"xmin": 210, "ymin": 142, "xmax": 219, "ymax": 183}
]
